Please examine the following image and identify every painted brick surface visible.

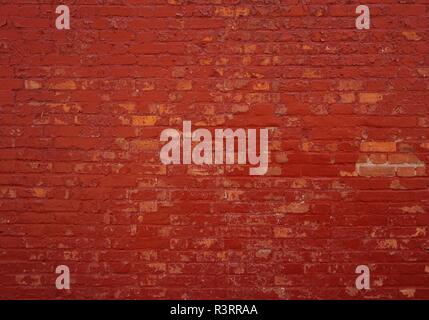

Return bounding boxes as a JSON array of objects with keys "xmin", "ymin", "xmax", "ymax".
[{"xmin": 0, "ymin": 1, "xmax": 428, "ymax": 299}]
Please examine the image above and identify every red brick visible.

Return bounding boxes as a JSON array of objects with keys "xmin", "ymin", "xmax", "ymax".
[{"xmin": 1, "ymin": 2, "xmax": 428, "ymax": 301}]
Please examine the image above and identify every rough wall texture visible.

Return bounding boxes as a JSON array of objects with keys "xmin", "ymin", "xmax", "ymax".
[{"xmin": 0, "ymin": 0, "xmax": 429, "ymax": 299}]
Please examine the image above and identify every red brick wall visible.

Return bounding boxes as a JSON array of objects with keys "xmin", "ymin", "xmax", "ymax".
[{"xmin": 1, "ymin": 1, "xmax": 428, "ymax": 299}]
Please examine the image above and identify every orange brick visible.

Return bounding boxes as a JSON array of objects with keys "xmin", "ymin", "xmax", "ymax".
[
  {"xmin": 253, "ymin": 81, "xmax": 270, "ymax": 91},
  {"xmin": 361, "ymin": 142, "xmax": 396, "ymax": 152},
  {"xmin": 302, "ymin": 69, "xmax": 320, "ymax": 78},
  {"xmin": 176, "ymin": 80, "xmax": 192, "ymax": 90},
  {"xmin": 340, "ymin": 93, "xmax": 355, "ymax": 103},
  {"xmin": 359, "ymin": 93, "xmax": 383, "ymax": 104},
  {"xmin": 130, "ymin": 139, "xmax": 159, "ymax": 151},
  {"xmin": 131, "ymin": 115, "xmax": 158, "ymax": 126},
  {"xmin": 32, "ymin": 188, "xmax": 47, "ymax": 198},
  {"xmin": 402, "ymin": 31, "xmax": 422, "ymax": 41},
  {"xmin": 50, "ymin": 80, "xmax": 77, "ymax": 90}
]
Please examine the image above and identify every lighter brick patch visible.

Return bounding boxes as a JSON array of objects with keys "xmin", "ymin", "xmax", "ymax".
[
  {"xmin": 356, "ymin": 141, "xmax": 425, "ymax": 177},
  {"xmin": 360, "ymin": 142, "xmax": 396, "ymax": 152},
  {"xmin": 132, "ymin": 115, "xmax": 158, "ymax": 126},
  {"xmin": 359, "ymin": 93, "xmax": 383, "ymax": 104},
  {"xmin": 130, "ymin": 139, "xmax": 159, "ymax": 151},
  {"xmin": 119, "ymin": 103, "xmax": 136, "ymax": 112},
  {"xmin": 215, "ymin": 7, "xmax": 250, "ymax": 17},
  {"xmin": 285, "ymin": 202, "xmax": 310, "ymax": 213},
  {"xmin": 176, "ymin": 80, "xmax": 192, "ymax": 90},
  {"xmin": 402, "ymin": 31, "xmax": 422, "ymax": 41},
  {"xmin": 25, "ymin": 80, "xmax": 42, "ymax": 89},
  {"xmin": 401, "ymin": 206, "xmax": 425, "ymax": 214},
  {"xmin": 50, "ymin": 80, "xmax": 77, "ymax": 90},
  {"xmin": 376, "ymin": 239, "xmax": 397, "ymax": 249},
  {"xmin": 417, "ymin": 68, "xmax": 429, "ymax": 77},
  {"xmin": 274, "ymin": 202, "xmax": 310, "ymax": 214},
  {"xmin": 32, "ymin": 188, "xmax": 47, "ymax": 198},
  {"xmin": 139, "ymin": 201, "xmax": 158, "ymax": 213},
  {"xmin": 273, "ymin": 227, "xmax": 293, "ymax": 238},
  {"xmin": 255, "ymin": 249, "xmax": 271, "ymax": 259},
  {"xmin": 292, "ymin": 178, "xmax": 307, "ymax": 188},
  {"xmin": 400, "ymin": 288, "xmax": 416, "ymax": 298}
]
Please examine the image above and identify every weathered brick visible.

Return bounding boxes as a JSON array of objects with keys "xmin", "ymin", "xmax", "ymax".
[
  {"xmin": 359, "ymin": 93, "xmax": 384, "ymax": 104},
  {"xmin": 24, "ymin": 80, "xmax": 42, "ymax": 90},
  {"xmin": 131, "ymin": 115, "xmax": 158, "ymax": 126},
  {"xmin": 357, "ymin": 165, "xmax": 396, "ymax": 177},
  {"xmin": 360, "ymin": 142, "xmax": 397, "ymax": 152},
  {"xmin": 1, "ymin": 2, "xmax": 428, "ymax": 301}
]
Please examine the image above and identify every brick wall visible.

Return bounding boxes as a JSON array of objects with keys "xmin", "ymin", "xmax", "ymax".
[{"xmin": 0, "ymin": 1, "xmax": 428, "ymax": 299}]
